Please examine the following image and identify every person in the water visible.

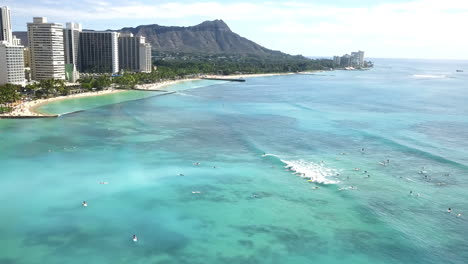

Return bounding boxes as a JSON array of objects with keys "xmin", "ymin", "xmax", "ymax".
[
  {"xmin": 132, "ymin": 235, "xmax": 138, "ymax": 242},
  {"xmin": 448, "ymin": 208, "xmax": 452, "ymax": 213},
  {"xmin": 82, "ymin": 201, "xmax": 87, "ymax": 207}
]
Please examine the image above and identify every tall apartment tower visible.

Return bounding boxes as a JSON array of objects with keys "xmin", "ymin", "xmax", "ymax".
[
  {"xmin": 64, "ymin": 22, "xmax": 82, "ymax": 82},
  {"xmin": 118, "ymin": 33, "xmax": 152, "ymax": 73},
  {"xmin": 79, "ymin": 31, "xmax": 119, "ymax": 74},
  {"xmin": 139, "ymin": 41, "xmax": 152, "ymax": 73},
  {"xmin": 27, "ymin": 17, "xmax": 65, "ymax": 80},
  {"xmin": 0, "ymin": 41, "xmax": 25, "ymax": 85},
  {"xmin": 0, "ymin": 6, "xmax": 25, "ymax": 85},
  {"xmin": 351, "ymin": 51, "xmax": 365, "ymax": 67},
  {"xmin": 0, "ymin": 6, "xmax": 13, "ymax": 44}
]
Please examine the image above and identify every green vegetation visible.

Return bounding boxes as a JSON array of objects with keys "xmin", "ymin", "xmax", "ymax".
[
  {"xmin": 0, "ymin": 84, "xmax": 21, "ymax": 113},
  {"xmin": 24, "ymin": 79, "xmax": 67, "ymax": 98},
  {"xmin": 153, "ymin": 52, "xmax": 334, "ymax": 76}
]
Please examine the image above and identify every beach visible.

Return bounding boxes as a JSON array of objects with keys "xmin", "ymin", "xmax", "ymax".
[{"xmin": 0, "ymin": 89, "xmax": 126, "ymax": 118}]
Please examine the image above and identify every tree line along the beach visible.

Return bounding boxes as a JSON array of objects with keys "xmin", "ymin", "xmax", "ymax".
[{"xmin": 0, "ymin": 55, "xmax": 334, "ymax": 113}]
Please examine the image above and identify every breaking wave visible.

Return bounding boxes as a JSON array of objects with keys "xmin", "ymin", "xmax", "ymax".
[
  {"xmin": 282, "ymin": 159, "xmax": 339, "ymax": 184},
  {"xmin": 412, "ymin": 74, "xmax": 447, "ymax": 79}
]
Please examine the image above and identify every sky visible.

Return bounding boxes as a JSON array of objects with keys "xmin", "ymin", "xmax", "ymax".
[{"xmin": 4, "ymin": 0, "xmax": 468, "ymax": 59}]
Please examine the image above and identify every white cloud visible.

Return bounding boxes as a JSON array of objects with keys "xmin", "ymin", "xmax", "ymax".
[{"xmin": 9, "ymin": 0, "xmax": 468, "ymax": 59}]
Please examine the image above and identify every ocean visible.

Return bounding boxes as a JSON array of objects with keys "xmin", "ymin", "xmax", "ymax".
[{"xmin": 1, "ymin": 59, "xmax": 467, "ymax": 264}]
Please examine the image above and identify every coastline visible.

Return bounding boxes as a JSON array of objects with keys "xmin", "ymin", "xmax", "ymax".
[
  {"xmin": 0, "ymin": 72, "xmax": 298, "ymax": 119},
  {"xmin": 0, "ymin": 89, "xmax": 126, "ymax": 118}
]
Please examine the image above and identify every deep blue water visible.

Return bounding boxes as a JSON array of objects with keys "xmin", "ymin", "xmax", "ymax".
[{"xmin": 1, "ymin": 59, "xmax": 468, "ymax": 264}]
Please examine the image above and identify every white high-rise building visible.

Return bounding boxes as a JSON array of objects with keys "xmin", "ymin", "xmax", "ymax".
[
  {"xmin": 27, "ymin": 17, "xmax": 65, "ymax": 81},
  {"xmin": 0, "ymin": 6, "xmax": 25, "ymax": 86},
  {"xmin": 0, "ymin": 6, "xmax": 13, "ymax": 44},
  {"xmin": 139, "ymin": 41, "xmax": 152, "ymax": 73},
  {"xmin": 0, "ymin": 41, "xmax": 25, "ymax": 85},
  {"xmin": 64, "ymin": 22, "xmax": 82, "ymax": 82}
]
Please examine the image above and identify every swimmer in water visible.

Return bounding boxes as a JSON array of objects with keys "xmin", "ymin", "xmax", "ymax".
[
  {"xmin": 448, "ymin": 208, "xmax": 452, "ymax": 213},
  {"xmin": 132, "ymin": 235, "xmax": 138, "ymax": 242},
  {"xmin": 82, "ymin": 201, "xmax": 87, "ymax": 207},
  {"xmin": 361, "ymin": 148, "xmax": 365, "ymax": 152},
  {"xmin": 312, "ymin": 187, "xmax": 319, "ymax": 190}
]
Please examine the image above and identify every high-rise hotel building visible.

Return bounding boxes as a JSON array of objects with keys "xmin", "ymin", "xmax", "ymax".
[
  {"xmin": 139, "ymin": 42, "xmax": 152, "ymax": 73},
  {"xmin": 0, "ymin": 41, "xmax": 25, "ymax": 85},
  {"xmin": 0, "ymin": 6, "xmax": 13, "ymax": 43},
  {"xmin": 64, "ymin": 22, "xmax": 82, "ymax": 82},
  {"xmin": 118, "ymin": 33, "xmax": 152, "ymax": 73},
  {"xmin": 79, "ymin": 31, "xmax": 119, "ymax": 74},
  {"xmin": 0, "ymin": 6, "xmax": 25, "ymax": 85},
  {"xmin": 27, "ymin": 17, "xmax": 65, "ymax": 80}
]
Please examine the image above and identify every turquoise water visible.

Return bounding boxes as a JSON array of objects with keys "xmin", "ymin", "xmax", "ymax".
[
  {"xmin": 37, "ymin": 80, "xmax": 223, "ymax": 115},
  {"xmin": 1, "ymin": 59, "xmax": 468, "ymax": 264}
]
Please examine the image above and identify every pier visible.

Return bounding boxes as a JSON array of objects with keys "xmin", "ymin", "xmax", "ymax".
[
  {"xmin": 0, "ymin": 115, "xmax": 58, "ymax": 119},
  {"xmin": 201, "ymin": 77, "xmax": 246, "ymax": 82}
]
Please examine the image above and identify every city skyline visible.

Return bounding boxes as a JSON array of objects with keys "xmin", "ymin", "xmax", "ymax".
[{"xmin": 3, "ymin": 0, "xmax": 468, "ymax": 60}]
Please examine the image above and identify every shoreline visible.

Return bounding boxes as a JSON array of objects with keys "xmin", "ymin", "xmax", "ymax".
[
  {"xmin": 0, "ymin": 72, "xmax": 299, "ymax": 119},
  {"xmin": 0, "ymin": 89, "xmax": 127, "ymax": 118}
]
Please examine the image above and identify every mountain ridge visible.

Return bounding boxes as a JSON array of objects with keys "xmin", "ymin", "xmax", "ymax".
[
  {"xmin": 14, "ymin": 20, "xmax": 297, "ymax": 59},
  {"xmin": 119, "ymin": 19, "xmax": 289, "ymax": 57}
]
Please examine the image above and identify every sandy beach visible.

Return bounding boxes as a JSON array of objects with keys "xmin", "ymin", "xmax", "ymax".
[
  {"xmin": 0, "ymin": 89, "xmax": 126, "ymax": 118},
  {"xmin": 134, "ymin": 78, "xmax": 200, "ymax": 91}
]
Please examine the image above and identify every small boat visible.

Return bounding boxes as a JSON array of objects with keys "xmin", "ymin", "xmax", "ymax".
[{"xmin": 456, "ymin": 70, "xmax": 464, "ymax": 72}]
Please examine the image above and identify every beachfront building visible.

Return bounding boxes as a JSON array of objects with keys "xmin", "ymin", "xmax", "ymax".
[
  {"xmin": 27, "ymin": 17, "xmax": 65, "ymax": 81},
  {"xmin": 340, "ymin": 54, "xmax": 352, "ymax": 67},
  {"xmin": 139, "ymin": 42, "xmax": 152, "ymax": 73},
  {"xmin": 0, "ymin": 6, "xmax": 13, "ymax": 44},
  {"xmin": 118, "ymin": 33, "xmax": 152, "ymax": 73},
  {"xmin": 0, "ymin": 41, "xmax": 26, "ymax": 85},
  {"xmin": 351, "ymin": 51, "xmax": 365, "ymax": 67},
  {"xmin": 0, "ymin": 6, "xmax": 25, "ymax": 85},
  {"xmin": 63, "ymin": 22, "xmax": 82, "ymax": 82},
  {"xmin": 78, "ymin": 31, "xmax": 119, "ymax": 74},
  {"xmin": 333, "ymin": 56, "xmax": 341, "ymax": 66},
  {"xmin": 333, "ymin": 50, "xmax": 366, "ymax": 68}
]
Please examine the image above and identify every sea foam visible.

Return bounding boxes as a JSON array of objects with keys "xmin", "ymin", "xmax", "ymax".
[
  {"xmin": 412, "ymin": 74, "xmax": 447, "ymax": 79},
  {"xmin": 282, "ymin": 159, "xmax": 339, "ymax": 184}
]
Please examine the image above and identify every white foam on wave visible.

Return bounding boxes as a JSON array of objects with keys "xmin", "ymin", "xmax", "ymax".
[
  {"xmin": 412, "ymin": 74, "xmax": 447, "ymax": 79},
  {"xmin": 282, "ymin": 159, "xmax": 339, "ymax": 184}
]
